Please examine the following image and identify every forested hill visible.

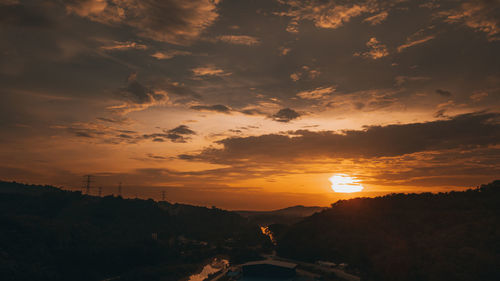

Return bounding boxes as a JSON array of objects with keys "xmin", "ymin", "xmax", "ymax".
[
  {"xmin": 276, "ymin": 180, "xmax": 500, "ymax": 281},
  {"xmin": 0, "ymin": 181, "xmax": 269, "ymax": 281}
]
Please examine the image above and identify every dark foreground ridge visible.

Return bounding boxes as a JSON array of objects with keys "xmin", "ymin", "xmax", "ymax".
[
  {"xmin": 1, "ymin": 180, "xmax": 499, "ymax": 281},
  {"xmin": 274, "ymin": 180, "xmax": 500, "ymax": 281},
  {"xmin": 0, "ymin": 181, "xmax": 270, "ymax": 281}
]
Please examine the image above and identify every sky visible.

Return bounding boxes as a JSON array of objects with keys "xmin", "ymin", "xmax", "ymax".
[{"xmin": 0, "ymin": 0, "xmax": 499, "ymax": 210}]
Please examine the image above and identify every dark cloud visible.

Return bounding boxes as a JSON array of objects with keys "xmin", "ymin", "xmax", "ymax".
[
  {"xmin": 240, "ymin": 109, "xmax": 265, "ymax": 116},
  {"xmin": 117, "ymin": 133, "xmax": 133, "ymax": 139},
  {"xmin": 96, "ymin": 117, "xmax": 129, "ymax": 124},
  {"xmin": 143, "ymin": 125, "xmax": 196, "ymax": 143},
  {"xmin": 65, "ymin": 0, "xmax": 220, "ymax": 45},
  {"xmin": 190, "ymin": 104, "xmax": 231, "ymax": 113},
  {"xmin": 436, "ymin": 89, "xmax": 452, "ymax": 97},
  {"xmin": 119, "ymin": 73, "xmax": 165, "ymax": 104},
  {"xmin": 74, "ymin": 131, "xmax": 93, "ymax": 138},
  {"xmin": 272, "ymin": 108, "xmax": 301, "ymax": 122},
  {"xmin": 111, "ymin": 73, "xmax": 168, "ymax": 114},
  {"xmin": 167, "ymin": 125, "xmax": 196, "ymax": 135},
  {"xmin": 188, "ymin": 112, "xmax": 500, "ymax": 163},
  {"xmin": 434, "ymin": 109, "xmax": 447, "ymax": 118}
]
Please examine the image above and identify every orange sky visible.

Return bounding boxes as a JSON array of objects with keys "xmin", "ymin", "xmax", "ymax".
[{"xmin": 0, "ymin": 0, "xmax": 499, "ymax": 210}]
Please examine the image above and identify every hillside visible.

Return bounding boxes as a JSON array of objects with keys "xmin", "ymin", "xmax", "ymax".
[
  {"xmin": 236, "ymin": 205, "xmax": 327, "ymax": 225},
  {"xmin": 275, "ymin": 181, "xmax": 500, "ymax": 281},
  {"xmin": 0, "ymin": 181, "xmax": 270, "ymax": 281}
]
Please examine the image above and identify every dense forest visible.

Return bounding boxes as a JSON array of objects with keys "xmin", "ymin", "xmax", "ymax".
[
  {"xmin": 0, "ymin": 181, "xmax": 270, "ymax": 281},
  {"xmin": 275, "ymin": 181, "xmax": 500, "ymax": 281}
]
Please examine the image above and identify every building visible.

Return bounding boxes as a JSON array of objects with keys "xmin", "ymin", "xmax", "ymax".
[{"xmin": 242, "ymin": 260, "xmax": 297, "ymax": 278}]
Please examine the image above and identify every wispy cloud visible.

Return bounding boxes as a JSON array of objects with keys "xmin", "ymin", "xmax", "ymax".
[
  {"xmin": 100, "ymin": 41, "xmax": 147, "ymax": 51},
  {"xmin": 297, "ymin": 86, "xmax": 335, "ymax": 100},
  {"xmin": 277, "ymin": 0, "xmax": 378, "ymax": 32},
  {"xmin": 192, "ymin": 65, "xmax": 232, "ymax": 77},
  {"xmin": 439, "ymin": 0, "xmax": 499, "ymax": 41},
  {"xmin": 363, "ymin": 11, "xmax": 388, "ymax": 25},
  {"xmin": 397, "ymin": 35, "xmax": 435, "ymax": 52},
  {"xmin": 151, "ymin": 50, "xmax": 191, "ymax": 60},
  {"xmin": 216, "ymin": 35, "xmax": 260, "ymax": 45}
]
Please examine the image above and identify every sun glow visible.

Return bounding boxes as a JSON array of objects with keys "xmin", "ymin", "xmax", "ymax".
[{"xmin": 329, "ymin": 174, "xmax": 364, "ymax": 193}]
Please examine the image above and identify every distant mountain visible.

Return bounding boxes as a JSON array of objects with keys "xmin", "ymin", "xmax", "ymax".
[
  {"xmin": 236, "ymin": 205, "xmax": 327, "ymax": 225},
  {"xmin": 237, "ymin": 205, "xmax": 327, "ymax": 217},
  {"xmin": 0, "ymin": 181, "xmax": 270, "ymax": 281},
  {"xmin": 276, "ymin": 181, "xmax": 500, "ymax": 281}
]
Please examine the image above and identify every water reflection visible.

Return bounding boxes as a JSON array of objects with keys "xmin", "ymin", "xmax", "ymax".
[{"xmin": 188, "ymin": 258, "xmax": 229, "ymax": 281}]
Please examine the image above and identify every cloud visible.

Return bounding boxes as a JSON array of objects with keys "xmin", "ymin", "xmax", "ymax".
[
  {"xmin": 53, "ymin": 121, "xmax": 197, "ymax": 145},
  {"xmin": 151, "ymin": 49, "xmax": 191, "ymax": 59},
  {"xmin": 239, "ymin": 108, "xmax": 266, "ymax": 116},
  {"xmin": 397, "ymin": 26, "xmax": 435, "ymax": 52},
  {"xmin": 363, "ymin": 11, "xmax": 388, "ymax": 25},
  {"xmin": 108, "ymin": 73, "xmax": 169, "ymax": 114},
  {"xmin": 190, "ymin": 104, "xmax": 231, "ymax": 113},
  {"xmin": 52, "ymin": 121, "xmax": 141, "ymax": 144},
  {"xmin": 100, "ymin": 41, "xmax": 147, "ymax": 51},
  {"xmin": 279, "ymin": 46, "xmax": 291, "ymax": 56},
  {"xmin": 354, "ymin": 37, "xmax": 389, "ymax": 59},
  {"xmin": 439, "ymin": 0, "xmax": 499, "ymax": 41},
  {"xmin": 277, "ymin": 0, "xmax": 378, "ymax": 32},
  {"xmin": 290, "ymin": 66, "xmax": 321, "ymax": 81},
  {"xmin": 470, "ymin": 91, "xmax": 488, "ymax": 102},
  {"xmin": 272, "ymin": 108, "xmax": 301, "ymax": 122},
  {"xmin": 188, "ymin": 112, "xmax": 500, "ymax": 163},
  {"xmin": 191, "ymin": 65, "xmax": 231, "ymax": 77},
  {"xmin": 297, "ymin": 86, "xmax": 335, "ymax": 100},
  {"xmin": 142, "ymin": 125, "xmax": 196, "ymax": 143},
  {"xmin": 65, "ymin": 0, "xmax": 220, "ymax": 45},
  {"xmin": 436, "ymin": 89, "xmax": 452, "ymax": 97},
  {"xmin": 118, "ymin": 73, "xmax": 161, "ymax": 104},
  {"xmin": 216, "ymin": 35, "xmax": 260, "ymax": 45},
  {"xmin": 394, "ymin": 76, "xmax": 431, "ymax": 86},
  {"xmin": 397, "ymin": 35, "xmax": 435, "ymax": 52}
]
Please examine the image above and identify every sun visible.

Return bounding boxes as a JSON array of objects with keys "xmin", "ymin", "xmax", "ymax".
[{"xmin": 329, "ymin": 174, "xmax": 364, "ymax": 193}]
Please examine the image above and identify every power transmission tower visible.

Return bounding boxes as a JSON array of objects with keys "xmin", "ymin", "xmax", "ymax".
[
  {"xmin": 161, "ymin": 191, "xmax": 166, "ymax": 202},
  {"xmin": 98, "ymin": 186, "xmax": 102, "ymax": 197},
  {"xmin": 83, "ymin": 175, "xmax": 93, "ymax": 195}
]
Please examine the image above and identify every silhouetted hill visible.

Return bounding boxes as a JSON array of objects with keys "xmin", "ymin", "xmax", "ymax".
[
  {"xmin": 236, "ymin": 205, "xmax": 327, "ymax": 225},
  {"xmin": 276, "ymin": 181, "xmax": 500, "ymax": 281},
  {"xmin": 0, "ymin": 181, "xmax": 269, "ymax": 281}
]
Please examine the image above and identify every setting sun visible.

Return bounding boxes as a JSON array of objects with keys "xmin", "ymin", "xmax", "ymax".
[{"xmin": 329, "ymin": 174, "xmax": 364, "ymax": 193}]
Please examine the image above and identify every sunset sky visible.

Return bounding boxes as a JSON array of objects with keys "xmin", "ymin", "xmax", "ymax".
[{"xmin": 1, "ymin": 0, "xmax": 499, "ymax": 209}]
